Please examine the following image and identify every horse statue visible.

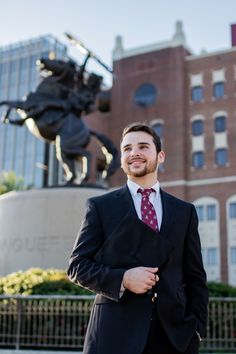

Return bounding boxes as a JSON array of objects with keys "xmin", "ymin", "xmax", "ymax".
[{"xmin": 0, "ymin": 56, "xmax": 119, "ymax": 186}]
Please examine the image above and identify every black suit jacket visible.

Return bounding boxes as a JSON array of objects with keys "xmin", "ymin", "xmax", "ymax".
[{"xmin": 68, "ymin": 186, "xmax": 208, "ymax": 354}]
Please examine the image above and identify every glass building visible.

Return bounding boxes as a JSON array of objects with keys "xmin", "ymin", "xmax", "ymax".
[{"xmin": 0, "ymin": 35, "xmax": 68, "ymax": 187}]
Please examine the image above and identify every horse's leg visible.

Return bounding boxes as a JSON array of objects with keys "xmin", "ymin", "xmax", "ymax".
[
  {"xmin": 55, "ymin": 136, "xmax": 76, "ymax": 182},
  {"xmin": 82, "ymin": 135, "xmax": 105, "ymax": 184},
  {"xmin": 90, "ymin": 131, "xmax": 119, "ymax": 178},
  {"xmin": 56, "ymin": 135, "xmax": 93, "ymax": 184},
  {"xmin": 78, "ymin": 150, "xmax": 92, "ymax": 183},
  {"xmin": 0, "ymin": 100, "xmax": 28, "ymax": 125}
]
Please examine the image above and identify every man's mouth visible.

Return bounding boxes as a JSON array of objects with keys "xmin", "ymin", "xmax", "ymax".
[{"xmin": 128, "ymin": 159, "xmax": 145, "ymax": 165}]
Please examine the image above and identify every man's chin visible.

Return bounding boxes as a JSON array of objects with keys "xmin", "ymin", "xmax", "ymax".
[{"xmin": 128, "ymin": 168, "xmax": 147, "ymax": 178}]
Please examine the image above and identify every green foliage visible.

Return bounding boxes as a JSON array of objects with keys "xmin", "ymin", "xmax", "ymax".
[
  {"xmin": 1, "ymin": 268, "xmax": 235, "ymax": 297},
  {"xmin": 207, "ymin": 281, "xmax": 236, "ymax": 297},
  {"xmin": 0, "ymin": 171, "xmax": 26, "ymax": 195},
  {"xmin": 0, "ymin": 268, "xmax": 92, "ymax": 295}
]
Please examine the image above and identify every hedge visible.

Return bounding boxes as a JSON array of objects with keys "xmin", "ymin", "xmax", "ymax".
[
  {"xmin": 207, "ymin": 281, "xmax": 236, "ymax": 297},
  {"xmin": 0, "ymin": 268, "xmax": 236, "ymax": 296},
  {"xmin": 0, "ymin": 268, "xmax": 91, "ymax": 295}
]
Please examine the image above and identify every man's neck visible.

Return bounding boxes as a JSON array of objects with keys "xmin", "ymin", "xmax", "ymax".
[{"xmin": 128, "ymin": 174, "xmax": 158, "ymax": 189}]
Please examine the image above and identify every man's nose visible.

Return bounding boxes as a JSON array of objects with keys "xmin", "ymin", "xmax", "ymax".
[{"xmin": 131, "ymin": 148, "xmax": 140, "ymax": 156}]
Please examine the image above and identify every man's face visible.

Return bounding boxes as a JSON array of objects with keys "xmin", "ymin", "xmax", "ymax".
[{"xmin": 120, "ymin": 131, "xmax": 164, "ymax": 178}]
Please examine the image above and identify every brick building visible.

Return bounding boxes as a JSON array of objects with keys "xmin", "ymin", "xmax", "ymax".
[
  {"xmin": 92, "ymin": 21, "xmax": 236, "ymax": 285},
  {"xmin": 1, "ymin": 24, "xmax": 235, "ymax": 285}
]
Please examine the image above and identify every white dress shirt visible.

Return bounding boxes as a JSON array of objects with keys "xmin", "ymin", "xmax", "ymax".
[
  {"xmin": 120, "ymin": 179, "xmax": 163, "ymax": 296},
  {"xmin": 127, "ymin": 179, "xmax": 163, "ymax": 229}
]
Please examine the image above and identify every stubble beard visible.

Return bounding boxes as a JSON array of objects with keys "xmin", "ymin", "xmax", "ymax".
[{"xmin": 126, "ymin": 157, "xmax": 158, "ymax": 178}]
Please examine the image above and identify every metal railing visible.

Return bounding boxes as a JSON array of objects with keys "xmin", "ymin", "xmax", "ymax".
[
  {"xmin": 0, "ymin": 295, "xmax": 235, "ymax": 352},
  {"xmin": 0, "ymin": 295, "xmax": 93, "ymax": 351},
  {"xmin": 201, "ymin": 297, "xmax": 236, "ymax": 353}
]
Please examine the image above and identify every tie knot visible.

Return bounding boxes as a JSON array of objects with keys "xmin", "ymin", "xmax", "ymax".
[{"xmin": 138, "ymin": 188, "xmax": 154, "ymax": 198}]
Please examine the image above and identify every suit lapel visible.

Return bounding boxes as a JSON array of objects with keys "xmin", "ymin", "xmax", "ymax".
[
  {"xmin": 114, "ymin": 186, "xmax": 177, "ymax": 240},
  {"xmin": 159, "ymin": 189, "xmax": 176, "ymax": 238},
  {"xmin": 114, "ymin": 185, "xmax": 138, "ymax": 218}
]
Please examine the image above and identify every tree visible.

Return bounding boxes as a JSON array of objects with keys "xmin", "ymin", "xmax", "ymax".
[{"xmin": 0, "ymin": 171, "xmax": 26, "ymax": 195}]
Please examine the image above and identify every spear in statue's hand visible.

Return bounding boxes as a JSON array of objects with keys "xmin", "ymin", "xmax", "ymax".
[{"xmin": 64, "ymin": 32, "xmax": 113, "ymax": 74}]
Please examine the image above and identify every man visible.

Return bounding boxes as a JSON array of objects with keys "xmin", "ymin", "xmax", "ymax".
[{"xmin": 68, "ymin": 123, "xmax": 208, "ymax": 354}]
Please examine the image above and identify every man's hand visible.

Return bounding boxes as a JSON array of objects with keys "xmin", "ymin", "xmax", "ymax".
[{"xmin": 123, "ymin": 266, "xmax": 159, "ymax": 294}]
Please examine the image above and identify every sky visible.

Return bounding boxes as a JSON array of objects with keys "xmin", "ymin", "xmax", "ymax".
[{"xmin": 0, "ymin": 0, "xmax": 236, "ymax": 85}]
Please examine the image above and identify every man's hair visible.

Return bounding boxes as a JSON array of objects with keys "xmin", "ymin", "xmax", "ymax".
[{"xmin": 121, "ymin": 122, "xmax": 162, "ymax": 153}]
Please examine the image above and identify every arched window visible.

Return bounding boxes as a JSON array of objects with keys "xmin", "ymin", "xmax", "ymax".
[
  {"xmin": 229, "ymin": 202, "xmax": 236, "ymax": 219},
  {"xmin": 194, "ymin": 197, "xmax": 220, "ymax": 282},
  {"xmin": 213, "ymin": 82, "xmax": 225, "ymax": 98},
  {"xmin": 226, "ymin": 195, "xmax": 236, "ymax": 285},
  {"xmin": 215, "ymin": 148, "xmax": 228, "ymax": 166},
  {"xmin": 214, "ymin": 116, "xmax": 226, "ymax": 132},
  {"xmin": 150, "ymin": 119, "xmax": 164, "ymax": 172},
  {"xmin": 192, "ymin": 151, "xmax": 204, "ymax": 169},
  {"xmin": 152, "ymin": 122, "xmax": 163, "ymax": 138},
  {"xmin": 192, "ymin": 119, "xmax": 204, "ymax": 136},
  {"xmin": 191, "ymin": 86, "xmax": 203, "ymax": 102}
]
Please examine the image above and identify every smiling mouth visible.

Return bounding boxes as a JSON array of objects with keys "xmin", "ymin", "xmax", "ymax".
[{"xmin": 128, "ymin": 159, "xmax": 145, "ymax": 165}]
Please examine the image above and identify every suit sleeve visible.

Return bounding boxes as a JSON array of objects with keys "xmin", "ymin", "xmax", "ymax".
[
  {"xmin": 183, "ymin": 205, "xmax": 209, "ymax": 337},
  {"xmin": 67, "ymin": 198, "xmax": 126, "ymax": 301}
]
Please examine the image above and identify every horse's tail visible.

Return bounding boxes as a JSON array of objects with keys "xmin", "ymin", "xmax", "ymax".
[{"xmin": 90, "ymin": 130, "xmax": 119, "ymax": 177}]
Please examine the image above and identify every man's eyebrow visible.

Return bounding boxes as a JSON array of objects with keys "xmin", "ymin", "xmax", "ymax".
[
  {"xmin": 122, "ymin": 142, "xmax": 150, "ymax": 149},
  {"xmin": 122, "ymin": 144, "xmax": 131, "ymax": 150}
]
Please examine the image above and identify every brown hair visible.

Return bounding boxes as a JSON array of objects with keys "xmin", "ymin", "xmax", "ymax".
[{"xmin": 121, "ymin": 122, "xmax": 162, "ymax": 153}]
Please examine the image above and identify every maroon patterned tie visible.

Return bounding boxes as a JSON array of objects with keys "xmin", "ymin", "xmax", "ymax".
[{"xmin": 138, "ymin": 188, "xmax": 158, "ymax": 232}]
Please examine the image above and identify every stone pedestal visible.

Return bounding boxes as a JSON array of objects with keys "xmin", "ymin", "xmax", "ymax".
[{"xmin": 0, "ymin": 187, "xmax": 107, "ymax": 276}]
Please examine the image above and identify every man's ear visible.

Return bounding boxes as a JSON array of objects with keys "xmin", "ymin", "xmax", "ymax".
[{"xmin": 158, "ymin": 151, "xmax": 165, "ymax": 163}]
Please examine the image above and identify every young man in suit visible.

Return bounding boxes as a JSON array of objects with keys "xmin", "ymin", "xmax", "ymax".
[{"xmin": 68, "ymin": 123, "xmax": 208, "ymax": 354}]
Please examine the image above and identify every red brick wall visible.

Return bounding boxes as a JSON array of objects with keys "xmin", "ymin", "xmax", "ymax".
[
  {"xmin": 110, "ymin": 46, "xmax": 190, "ymax": 187},
  {"xmin": 88, "ymin": 45, "xmax": 236, "ymax": 283}
]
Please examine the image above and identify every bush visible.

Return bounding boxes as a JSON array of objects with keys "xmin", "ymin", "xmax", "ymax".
[
  {"xmin": 1, "ymin": 268, "xmax": 235, "ymax": 297},
  {"xmin": 0, "ymin": 171, "xmax": 26, "ymax": 195},
  {"xmin": 207, "ymin": 281, "xmax": 236, "ymax": 297},
  {"xmin": 0, "ymin": 268, "xmax": 92, "ymax": 295}
]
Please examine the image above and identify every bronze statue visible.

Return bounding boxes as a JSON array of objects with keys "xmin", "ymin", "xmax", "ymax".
[{"xmin": 0, "ymin": 55, "xmax": 119, "ymax": 186}]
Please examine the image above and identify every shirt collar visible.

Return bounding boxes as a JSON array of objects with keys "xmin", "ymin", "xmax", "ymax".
[{"xmin": 127, "ymin": 179, "xmax": 160, "ymax": 198}]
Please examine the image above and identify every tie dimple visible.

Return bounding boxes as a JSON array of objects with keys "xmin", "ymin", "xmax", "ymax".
[{"xmin": 138, "ymin": 188, "xmax": 158, "ymax": 232}]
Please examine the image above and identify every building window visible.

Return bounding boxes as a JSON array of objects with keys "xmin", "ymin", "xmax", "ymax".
[
  {"xmin": 213, "ymin": 82, "xmax": 225, "ymax": 98},
  {"xmin": 231, "ymin": 247, "xmax": 236, "ymax": 264},
  {"xmin": 134, "ymin": 83, "xmax": 157, "ymax": 107},
  {"xmin": 214, "ymin": 116, "xmax": 226, "ymax": 132},
  {"xmin": 229, "ymin": 202, "xmax": 236, "ymax": 219},
  {"xmin": 196, "ymin": 205, "xmax": 204, "ymax": 221},
  {"xmin": 215, "ymin": 148, "xmax": 228, "ymax": 166},
  {"xmin": 152, "ymin": 123, "xmax": 163, "ymax": 137},
  {"xmin": 207, "ymin": 248, "xmax": 218, "ymax": 265},
  {"xmin": 192, "ymin": 151, "xmax": 204, "ymax": 168},
  {"xmin": 192, "ymin": 120, "xmax": 204, "ymax": 136},
  {"xmin": 191, "ymin": 86, "xmax": 203, "ymax": 102},
  {"xmin": 195, "ymin": 203, "xmax": 217, "ymax": 221},
  {"xmin": 201, "ymin": 248, "xmax": 206, "ymax": 263},
  {"xmin": 207, "ymin": 204, "xmax": 216, "ymax": 220}
]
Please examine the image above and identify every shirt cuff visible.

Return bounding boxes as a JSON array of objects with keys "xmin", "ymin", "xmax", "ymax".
[{"xmin": 119, "ymin": 282, "xmax": 125, "ymax": 298}]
